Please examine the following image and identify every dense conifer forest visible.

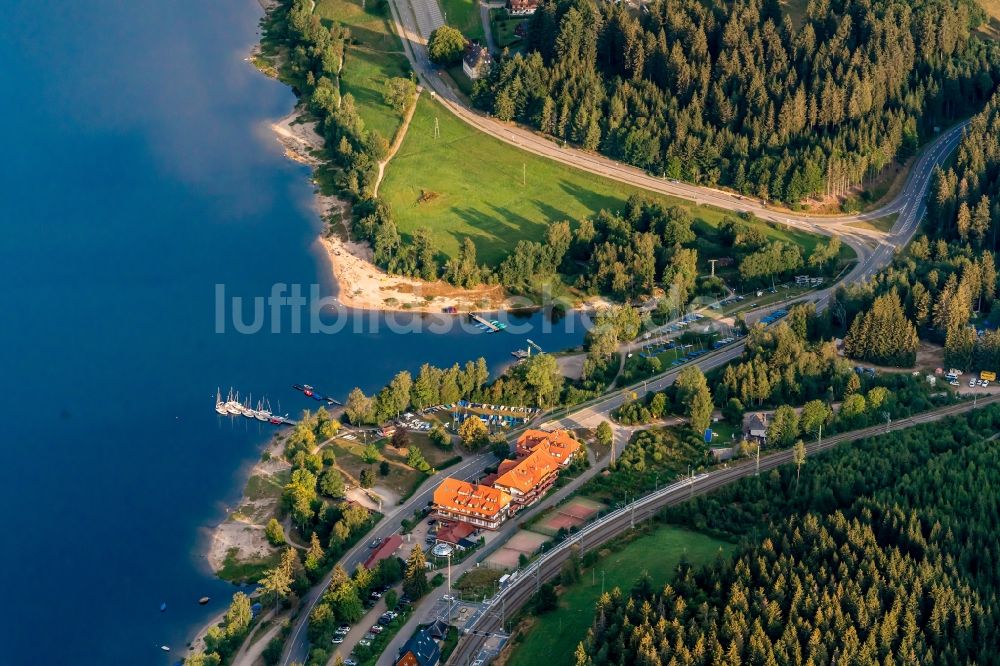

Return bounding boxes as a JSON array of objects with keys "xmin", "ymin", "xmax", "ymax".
[
  {"xmin": 577, "ymin": 407, "xmax": 1000, "ymax": 665},
  {"xmin": 475, "ymin": 0, "xmax": 1000, "ymax": 203},
  {"xmin": 832, "ymin": 88, "xmax": 1000, "ymax": 369}
]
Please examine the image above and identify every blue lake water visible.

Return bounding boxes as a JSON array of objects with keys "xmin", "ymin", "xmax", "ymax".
[{"xmin": 0, "ymin": 1, "xmax": 586, "ymax": 663}]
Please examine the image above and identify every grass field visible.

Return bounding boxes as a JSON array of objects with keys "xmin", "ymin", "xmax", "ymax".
[
  {"xmin": 441, "ymin": 0, "xmax": 485, "ymax": 41},
  {"xmin": 315, "ymin": 0, "xmax": 410, "ymax": 140},
  {"xmin": 325, "ymin": 435, "xmax": 426, "ymax": 500},
  {"xmin": 491, "ymin": 12, "xmax": 527, "ymax": 48},
  {"xmin": 381, "ymin": 97, "xmax": 841, "ymax": 265},
  {"xmin": 978, "ymin": 0, "xmax": 1000, "ymax": 39},
  {"xmin": 849, "ymin": 212, "xmax": 898, "ymax": 234},
  {"xmin": 506, "ymin": 526, "xmax": 733, "ymax": 666}
]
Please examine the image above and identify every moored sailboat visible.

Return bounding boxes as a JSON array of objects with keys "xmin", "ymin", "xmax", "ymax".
[
  {"xmin": 225, "ymin": 389, "xmax": 243, "ymax": 415},
  {"xmin": 214, "ymin": 388, "xmax": 227, "ymax": 415}
]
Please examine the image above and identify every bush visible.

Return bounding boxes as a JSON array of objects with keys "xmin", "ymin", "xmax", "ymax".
[
  {"xmin": 428, "ymin": 25, "xmax": 466, "ymax": 65},
  {"xmin": 360, "ymin": 468, "xmax": 375, "ymax": 488}
]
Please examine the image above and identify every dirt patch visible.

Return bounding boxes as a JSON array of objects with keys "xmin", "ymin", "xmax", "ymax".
[
  {"xmin": 485, "ymin": 547, "xmax": 527, "ymax": 569},
  {"xmin": 205, "ymin": 438, "xmax": 289, "ymax": 573},
  {"xmin": 916, "ymin": 340, "xmax": 945, "ymax": 370},
  {"xmin": 503, "ymin": 530, "xmax": 549, "ymax": 553},
  {"xmin": 557, "ymin": 353, "xmax": 586, "ymax": 381}
]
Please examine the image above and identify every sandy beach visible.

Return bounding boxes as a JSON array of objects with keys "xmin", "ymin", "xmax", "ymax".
[{"xmin": 270, "ymin": 105, "xmax": 509, "ymax": 313}]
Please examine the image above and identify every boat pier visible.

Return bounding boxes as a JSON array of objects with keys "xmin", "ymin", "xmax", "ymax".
[{"xmin": 470, "ymin": 313, "xmax": 500, "ymax": 332}]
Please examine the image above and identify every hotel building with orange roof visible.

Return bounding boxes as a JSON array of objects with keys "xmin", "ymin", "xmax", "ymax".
[
  {"xmin": 431, "ymin": 477, "xmax": 512, "ymax": 530},
  {"xmin": 515, "ymin": 429, "xmax": 582, "ymax": 465},
  {"xmin": 492, "ymin": 447, "xmax": 562, "ymax": 513}
]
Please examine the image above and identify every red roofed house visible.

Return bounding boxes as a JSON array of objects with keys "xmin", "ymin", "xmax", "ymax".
[
  {"xmin": 364, "ymin": 534, "xmax": 402, "ymax": 569},
  {"xmin": 432, "ymin": 477, "xmax": 512, "ymax": 530},
  {"xmin": 507, "ymin": 0, "xmax": 538, "ymax": 15},
  {"xmin": 515, "ymin": 429, "xmax": 582, "ymax": 466},
  {"xmin": 435, "ymin": 520, "xmax": 476, "ymax": 546},
  {"xmin": 492, "ymin": 447, "xmax": 561, "ymax": 513}
]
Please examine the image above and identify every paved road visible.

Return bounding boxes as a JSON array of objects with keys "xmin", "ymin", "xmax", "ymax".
[
  {"xmin": 386, "ymin": 0, "xmax": 966, "ymax": 245},
  {"xmin": 277, "ymin": 456, "xmax": 493, "ymax": 666},
  {"xmin": 372, "ymin": 428, "xmax": 635, "ymax": 665},
  {"xmin": 268, "ymin": 1, "xmax": 968, "ymax": 662},
  {"xmin": 447, "ymin": 394, "xmax": 1000, "ymax": 666}
]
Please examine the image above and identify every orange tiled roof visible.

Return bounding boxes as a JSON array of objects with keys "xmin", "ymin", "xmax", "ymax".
[
  {"xmin": 517, "ymin": 429, "xmax": 581, "ymax": 461},
  {"xmin": 497, "ymin": 459, "xmax": 519, "ymax": 476},
  {"xmin": 433, "ymin": 477, "xmax": 511, "ymax": 519},
  {"xmin": 494, "ymin": 448, "xmax": 561, "ymax": 494}
]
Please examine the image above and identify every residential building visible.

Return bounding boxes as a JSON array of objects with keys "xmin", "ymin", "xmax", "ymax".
[
  {"xmin": 432, "ymin": 477, "xmax": 512, "ymax": 530},
  {"xmin": 463, "ymin": 42, "xmax": 492, "ymax": 80},
  {"xmin": 744, "ymin": 413, "xmax": 768, "ymax": 443},
  {"xmin": 493, "ymin": 447, "xmax": 561, "ymax": 512},
  {"xmin": 507, "ymin": 0, "xmax": 538, "ymax": 15},
  {"xmin": 434, "ymin": 521, "xmax": 476, "ymax": 546},
  {"xmin": 396, "ymin": 629, "xmax": 440, "ymax": 666},
  {"xmin": 364, "ymin": 534, "xmax": 402, "ymax": 570},
  {"xmin": 515, "ymin": 429, "xmax": 581, "ymax": 465}
]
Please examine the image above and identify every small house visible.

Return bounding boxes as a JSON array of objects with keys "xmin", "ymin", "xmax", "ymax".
[
  {"xmin": 507, "ymin": 0, "xmax": 539, "ymax": 15},
  {"xmin": 396, "ymin": 629, "xmax": 441, "ymax": 666},
  {"xmin": 463, "ymin": 42, "xmax": 492, "ymax": 80},
  {"xmin": 744, "ymin": 412, "xmax": 768, "ymax": 443}
]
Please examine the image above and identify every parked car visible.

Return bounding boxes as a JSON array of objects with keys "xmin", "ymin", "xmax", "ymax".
[
  {"xmin": 369, "ymin": 625, "xmax": 383, "ymax": 634},
  {"xmin": 369, "ymin": 590, "xmax": 382, "ymax": 600},
  {"xmin": 345, "ymin": 659, "xmax": 358, "ymax": 666},
  {"xmin": 336, "ymin": 624, "xmax": 351, "ymax": 635},
  {"xmin": 368, "ymin": 537, "xmax": 383, "ymax": 549},
  {"xmin": 331, "ymin": 636, "xmax": 344, "ymax": 644},
  {"xmin": 358, "ymin": 639, "xmax": 372, "ymax": 647}
]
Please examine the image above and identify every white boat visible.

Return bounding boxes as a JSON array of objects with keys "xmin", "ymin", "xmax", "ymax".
[
  {"xmin": 240, "ymin": 394, "xmax": 257, "ymax": 418},
  {"xmin": 225, "ymin": 389, "xmax": 243, "ymax": 415},
  {"xmin": 254, "ymin": 399, "xmax": 270, "ymax": 422},
  {"xmin": 214, "ymin": 388, "xmax": 227, "ymax": 415},
  {"xmin": 160, "ymin": 645, "xmax": 170, "ymax": 652}
]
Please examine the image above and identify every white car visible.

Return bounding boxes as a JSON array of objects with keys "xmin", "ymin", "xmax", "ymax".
[
  {"xmin": 970, "ymin": 379, "xmax": 977, "ymax": 387},
  {"xmin": 985, "ymin": 380, "xmax": 991, "ymax": 387},
  {"xmin": 358, "ymin": 639, "xmax": 372, "ymax": 647},
  {"xmin": 442, "ymin": 594, "xmax": 456, "ymax": 602}
]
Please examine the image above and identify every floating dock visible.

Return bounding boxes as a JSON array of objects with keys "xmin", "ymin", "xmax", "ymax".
[{"xmin": 470, "ymin": 313, "xmax": 500, "ymax": 332}]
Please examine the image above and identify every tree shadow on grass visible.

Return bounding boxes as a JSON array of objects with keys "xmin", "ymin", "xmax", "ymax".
[
  {"xmin": 556, "ymin": 180, "xmax": 629, "ymax": 216},
  {"xmin": 450, "ymin": 204, "xmax": 548, "ymax": 263}
]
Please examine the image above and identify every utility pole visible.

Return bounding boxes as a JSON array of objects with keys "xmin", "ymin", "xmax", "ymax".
[
  {"xmin": 709, "ymin": 259, "xmax": 717, "ymax": 277},
  {"xmin": 601, "ymin": 570, "xmax": 606, "ymax": 595},
  {"xmin": 755, "ymin": 443, "xmax": 761, "ymax": 476},
  {"xmin": 522, "ymin": 163, "xmax": 526, "ymax": 186},
  {"xmin": 434, "ymin": 116, "xmax": 440, "ymax": 139}
]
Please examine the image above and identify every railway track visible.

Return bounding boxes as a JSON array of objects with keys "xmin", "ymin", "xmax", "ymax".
[{"xmin": 447, "ymin": 394, "xmax": 1000, "ymax": 665}]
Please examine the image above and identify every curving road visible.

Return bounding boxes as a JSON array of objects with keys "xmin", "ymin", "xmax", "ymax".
[
  {"xmin": 447, "ymin": 394, "xmax": 1000, "ymax": 666},
  {"xmin": 385, "ymin": 0, "xmax": 964, "ymax": 246},
  {"xmin": 267, "ymin": 2, "xmax": 972, "ymax": 664}
]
